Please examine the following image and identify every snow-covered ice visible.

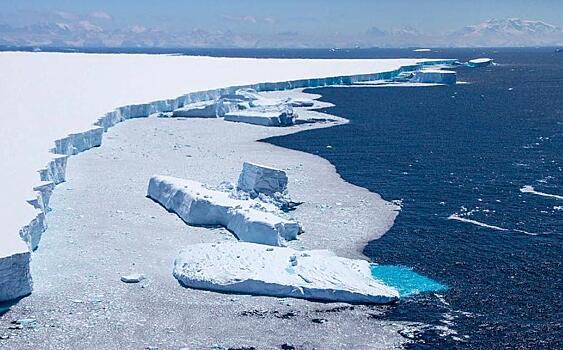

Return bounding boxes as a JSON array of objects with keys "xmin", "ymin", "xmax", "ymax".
[
  {"xmin": 147, "ymin": 175, "xmax": 300, "ymax": 246},
  {"xmin": 173, "ymin": 242, "xmax": 399, "ymax": 304},
  {"xmin": 411, "ymin": 69, "xmax": 457, "ymax": 85},
  {"xmin": 237, "ymin": 162, "xmax": 289, "ymax": 197}
]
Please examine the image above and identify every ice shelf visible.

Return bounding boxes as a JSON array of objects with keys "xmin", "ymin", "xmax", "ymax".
[
  {"xmin": 173, "ymin": 242, "xmax": 399, "ymax": 304},
  {"xmin": 0, "ymin": 54, "xmax": 457, "ymax": 302}
]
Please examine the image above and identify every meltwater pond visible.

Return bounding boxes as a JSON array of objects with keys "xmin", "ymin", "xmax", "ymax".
[{"xmin": 266, "ymin": 48, "xmax": 562, "ymax": 349}]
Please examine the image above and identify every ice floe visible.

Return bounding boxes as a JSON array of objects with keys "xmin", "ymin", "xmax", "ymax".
[
  {"xmin": 173, "ymin": 242, "xmax": 399, "ymax": 304},
  {"xmin": 448, "ymin": 214, "xmax": 508, "ymax": 231},
  {"xmin": 147, "ymin": 175, "xmax": 300, "ymax": 246}
]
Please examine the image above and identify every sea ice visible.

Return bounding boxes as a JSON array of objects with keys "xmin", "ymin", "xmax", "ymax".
[
  {"xmin": 147, "ymin": 175, "xmax": 300, "ymax": 246},
  {"xmin": 173, "ymin": 242, "xmax": 399, "ymax": 304}
]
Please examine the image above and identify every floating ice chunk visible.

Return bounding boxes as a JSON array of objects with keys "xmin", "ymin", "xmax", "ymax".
[
  {"xmin": 468, "ymin": 58, "xmax": 493, "ymax": 67},
  {"xmin": 147, "ymin": 175, "xmax": 300, "ymax": 246},
  {"xmin": 224, "ymin": 110, "xmax": 296, "ymax": 126},
  {"xmin": 120, "ymin": 273, "xmax": 146, "ymax": 283},
  {"xmin": 237, "ymin": 162, "xmax": 288, "ymax": 197},
  {"xmin": 173, "ymin": 242, "xmax": 399, "ymax": 304},
  {"xmin": 411, "ymin": 69, "xmax": 456, "ymax": 85},
  {"xmin": 172, "ymin": 101, "xmax": 218, "ymax": 118},
  {"xmin": 413, "ymin": 48, "xmax": 432, "ymax": 52},
  {"xmin": 287, "ymin": 98, "xmax": 315, "ymax": 107}
]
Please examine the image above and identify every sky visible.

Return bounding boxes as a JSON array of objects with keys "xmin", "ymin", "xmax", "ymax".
[{"xmin": 0, "ymin": 0, "xmax": 562, "ymax": 48}]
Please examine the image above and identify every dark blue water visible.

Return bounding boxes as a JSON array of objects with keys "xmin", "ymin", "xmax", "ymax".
[{"xmin": 266, "ymin": 49, "xmax": 563, "ymax": 349}]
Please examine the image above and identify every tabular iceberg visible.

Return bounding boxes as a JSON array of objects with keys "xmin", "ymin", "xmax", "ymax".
[
  {"xmin": 173, "ymin": 242, "xmax": 399, "ymax": 304},
  {"xmin": 468, "ymin": 58, "xmax": 493, "ymax": 67},
  {"xmin": 147, "ymin": 175, "xmax": 300, "ymax": 246},
  {"xmin": 172, "ymin": 101, "xmax": 218, "ymax": 118},
  {"xmin": 224, "ymin": 110, "xmax": 296, "ymax": 126}
]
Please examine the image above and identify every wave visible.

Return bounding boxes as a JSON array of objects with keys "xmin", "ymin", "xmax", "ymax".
[
  {"xmin": 520, "ymin": 185, "xmax": 563, "ymax": 200},
  {"xmin": 447, "ymin": 214, "xmax": 509, "ymax": 231}
]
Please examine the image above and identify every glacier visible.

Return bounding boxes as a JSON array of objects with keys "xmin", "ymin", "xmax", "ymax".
[
  {"xmin": 0, "ymin": 52, "xmax": 456, "ymax": 302},
  {"xmin": 173, "ymin": 242, "xmax": 399, "ymax": 304},
  {"xmin": 147, "ymin": 175, "xmax": 301, "ymax": 246}
]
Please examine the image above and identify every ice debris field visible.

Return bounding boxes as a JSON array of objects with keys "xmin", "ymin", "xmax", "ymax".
[{"xmin": 0, "ymin": 51, "xmax": 475, "ymax": 303}]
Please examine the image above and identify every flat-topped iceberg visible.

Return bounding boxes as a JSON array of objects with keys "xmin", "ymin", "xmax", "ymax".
[
  {"xmin": 173, "ymin": 242, "xmax": 399, "ymax": 304},
  {"xmin": 468, "ymin": 58, "xmax": 493, "ymax": 67},
  {"xmin": 411, "ymin": 69, "xmax": 457, "ymax": 85},
  {"xmin": 147, "ymin": 175, "xmax": 300, "ymax": 246}
]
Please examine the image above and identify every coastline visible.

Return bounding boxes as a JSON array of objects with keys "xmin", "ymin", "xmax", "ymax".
[{"xmin": 0, "ymin": 89, "xmax": 408, "ymax": 349}]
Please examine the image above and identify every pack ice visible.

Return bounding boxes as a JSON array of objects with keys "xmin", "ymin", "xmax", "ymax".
[
  {"xmin": 147, "ymin": 174, "xmax": 300, "ymax": 246},
  {"xmin": 173, "ymin": 242, "xmax": 399, "ymax": 304}
]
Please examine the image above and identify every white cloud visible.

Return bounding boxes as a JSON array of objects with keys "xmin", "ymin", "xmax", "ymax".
[{"xmin": 90, "ymin": 11, "xmax": 113, "ymax": 21}]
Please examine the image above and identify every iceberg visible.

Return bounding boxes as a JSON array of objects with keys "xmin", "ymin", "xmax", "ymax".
[
  {"xmin": 147, "ymin": 175, "xmax": 300, "ymax": 246},
  {"xmin": 224, "ymin": 110, "xmax": 296, "ymax": 126},
  {"xmin": 237, "ymin": 162, "xmax": 288, "ymax": 197},
  {"xmin": 468, "ymin": 58, "xmax": 493, "ymax": 67},
  {"xmin": 287, "ymin": 98, "xmax": 315, "ymax": 107},
  {"xmin": 411, "ymin": 69, "xmax": 457, "ymax": 85},
  {"xmin": 172, "ymin": 101, "xmax": 218, "ymax": 118},
  {"xmin": 173, "ymin": 242, "xmax": 399, "ymax": 304}
]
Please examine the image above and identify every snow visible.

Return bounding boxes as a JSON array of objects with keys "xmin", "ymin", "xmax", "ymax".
[
  {"xmin": 237, "ymin": 162, "xmax": 288, "ymax": 197},
  {"xmin": 411, "ymin": 69, "xmax": 457, "ymax": 85},
  {"xmin": 0, "ymin": 51, "xmax": 451, "ymax": 301},
  {"xmin": 147, "ymin": 175, "xmax": 300, "ymax": 246},
  {"xmin": 173, "ymin": 242, "xmax": 399, "ymax": 304}
]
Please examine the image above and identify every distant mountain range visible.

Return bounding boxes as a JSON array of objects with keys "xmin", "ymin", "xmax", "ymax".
[{"xmin": 0, "ymin": 18, "xmax": 561, "ymax": 48}]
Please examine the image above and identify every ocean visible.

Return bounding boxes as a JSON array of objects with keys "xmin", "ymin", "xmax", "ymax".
[{"xmin": 266, "ymin": 48, "xmax": 562, "ymax": 349}]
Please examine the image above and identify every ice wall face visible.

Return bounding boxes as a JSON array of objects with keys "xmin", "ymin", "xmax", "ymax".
[
  {"xmin": 411, "ymin": 69, "xmax": 457, "ymax": 85},
  {"xmin": 173, "ymin": 242, "xmax": 399, "ymax": 304},
  {"xmin": 0, "ymin": 56, "xmax": 457, "ymax": 302},
  {"xmin": 147, "ymin": 175, "xmax": 300, "ymax": 246}
]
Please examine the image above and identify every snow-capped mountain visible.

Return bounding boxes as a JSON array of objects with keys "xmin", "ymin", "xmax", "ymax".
[
  {"xmin": 0, "ymin": 17, "xmax": 561, "ymax": 48},
  {"xmin": 447, "ymin": 18, "xmax": 563, "ymax": 47}
]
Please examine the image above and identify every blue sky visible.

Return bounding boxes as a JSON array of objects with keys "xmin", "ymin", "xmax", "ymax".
[{"xmin": 1, "ymin": 0, "xmax": 562, "ymax": 32}]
